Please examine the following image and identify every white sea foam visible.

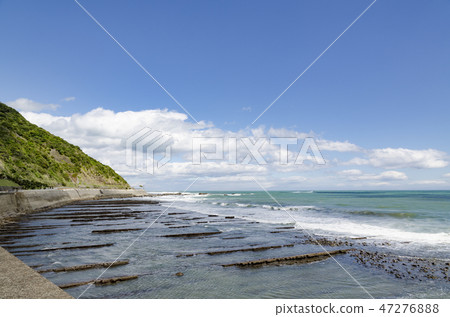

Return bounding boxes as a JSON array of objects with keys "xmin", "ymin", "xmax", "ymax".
[{"xmin": 159, "ymin": 196, "xmax": 450, "ymax": 253}]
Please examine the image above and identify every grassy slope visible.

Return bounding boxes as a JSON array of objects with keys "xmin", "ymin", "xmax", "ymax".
[{"xmin": 0, "ymin": 102, "xmax": 129, "ymax": 189}]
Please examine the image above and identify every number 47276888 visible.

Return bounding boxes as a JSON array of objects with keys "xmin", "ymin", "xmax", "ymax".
[{"xmin": 379, "ymin": 303, "xmax": 439, "ymax": 314}]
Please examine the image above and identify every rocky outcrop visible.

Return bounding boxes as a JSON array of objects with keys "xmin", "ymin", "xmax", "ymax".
[{"xmin": 222, "ymin": 249, "xmax": 353, "ymax": 267}]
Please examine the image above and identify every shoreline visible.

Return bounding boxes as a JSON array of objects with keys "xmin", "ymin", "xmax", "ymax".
[
  {"xmin": 1, "ymin": 192, "xmax": 448, "ymax": 298},
  {"xmin": 0, "ymin": 188, "xmax": 148, "ymax": 227}
]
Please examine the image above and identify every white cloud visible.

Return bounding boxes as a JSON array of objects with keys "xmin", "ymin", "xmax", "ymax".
[
  {"xmin": 339, "ymin": 169, "xmax": 407, "ymax": 181},
  {"xmin": 63, "ymin": 96, "xmax": 76, "ymax": 102},
  {"xmin": 19, "ymin": 106, "xmax": 450, "ymax": 190},
  {"xmin": 443, "ymin": 173, "xmax": 450, "ymax": 178},
  {"xmin": 20, "ymin": 107, "xmax": 345, "ymax": 188},
  {"xmin": 266, "ymin": 127, "xmax": 310, "ymax": 139},
  {"xmin": 369, "ymin": 148, "xmax": 448, "ymax": 169},
  {"xmin": 411, "ymin": 180, "xmax": 447, "ymax": 185},
  {"xmin": 375, "ymin": 171, "xmax": 408, "ymax": 181},
  {"xmin": 345, "ymin": 148, "xmax": 448, "ymax": 169},
  {"xmin": 22, "ymin": 107, "xmax": 209, "ymax": 152},
  {"xmin": 344, "ymin": 157, "xmax": 369, "ymax": 166},
  {"xmin": 367, "ymin": 181, "xmax": 392, "ymax": 187},
  {"xmin": 338, "ymin": 169, "xmax": 363, "ymax": 176},
  {"xmin": 316, "ymin": 140, "xmax": 361, "ymax": 152},
  {"xmin": 8, "ymin": 98, "xmax": 59, "ymax": 112},
  {"xmin": 153, "ymin": 162, "xmax": 267, "ymax": 178},
  {"xmin": 242, "ymin": 107, "xmax": 252, "ymax": 112}
]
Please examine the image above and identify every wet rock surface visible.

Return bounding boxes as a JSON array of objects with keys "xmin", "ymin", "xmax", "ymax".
[
  {"xmin": 222, "ymin": 249, "xmax": 353, "ymax": 267},
  {"xmin": 301, "ymin": 235, "xmax": 449, "ymax": 282},
  {"xmin": 351, "ymin": 250, "xmax": 449, "ymax": 281},
  {"xmin": 59, "ymin": 275, "xmax": 139, "ymax": 289}
]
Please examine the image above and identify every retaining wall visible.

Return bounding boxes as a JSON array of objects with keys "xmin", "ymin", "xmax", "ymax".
[{"xmin": 0, "ymin": 188, "xmax": 148, "ymax": 223}]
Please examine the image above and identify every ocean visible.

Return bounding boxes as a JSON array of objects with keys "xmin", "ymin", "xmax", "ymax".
[
  {"xmin": 1, "ymin": 190, "xmax": 449, "ymax": 298},
  {"xmin": 172, "ymin": 191, "xmax": 450, "ymax": 258}
]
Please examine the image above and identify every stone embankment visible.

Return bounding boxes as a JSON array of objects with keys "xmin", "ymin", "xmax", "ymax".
[{"xmin": 0, "ymin": 188, "xmax": 147, "ymax": 224}]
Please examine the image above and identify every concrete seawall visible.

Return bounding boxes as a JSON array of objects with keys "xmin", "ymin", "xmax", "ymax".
[
  {"xmin": 0, "ymin": 188, "xmax": 148, "ymax": 224},
  {"xmin": 0, "ymin": 247, "xmax": 74, "ymax": 299},
  {"xmin": 0, "ymin": 187, "xmax": 148, "ymax": 298}
]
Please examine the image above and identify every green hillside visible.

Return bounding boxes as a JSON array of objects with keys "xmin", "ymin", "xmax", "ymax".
[{"xmin": 0, "ymin": 102, "xmax": 130, "ymax": 189}]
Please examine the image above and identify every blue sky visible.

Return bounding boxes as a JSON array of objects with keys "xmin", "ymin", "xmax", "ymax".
[{"xmin": 1, "ymin": 0, "xmax": 449, "ymax": 191}]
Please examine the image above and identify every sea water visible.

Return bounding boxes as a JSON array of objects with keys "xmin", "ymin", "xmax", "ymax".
[
  {"xmin": 168, "ymin": 191, "xmax": 450, "ymax": 258},
  {"xmin": 1, "ymin": 191, "xmax": 449, "ymax": 299}
]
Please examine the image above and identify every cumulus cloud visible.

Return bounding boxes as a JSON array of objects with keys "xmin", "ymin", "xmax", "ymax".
[
  {"xmin": 367, "ymin": 182, "xmax": 392, "ymax": 187},
  {"xmin": 153, "ymin": 162, "xmax": 268, "ymax": 178},
  {"xmin": 19, "ymin": 107, "xmax": 346, "ymax": 190},
  {"xmin": 369, "ymin": 148, "xmax": 448, "ymax": 169},
  {"xmin": 375, "ymin": 171, "xmax": 408, "ymax": 181},
  {"xmin": 338, "ymin": 169, "xmax": 363, "ymax": 176},
  {"xmin": 19, "ymin": 106, "xmax": 449, "ymax": 190},
  {"xmin": 8, "ymin": 98, "xmax": 60, "ymax": 112},
  {"xmin": 316, "ymin": 140, "xmax": 361, "ymax": 152},
  {"xmin": 338, "ymin": 169, "xmax": 407, "ymax": 181},
  {"xmin": 411, "ymin": 180, "xmax": 447, "ymax": 185},
  {"xmin": 22, "ymin": 107, "xmax": 208, "ymax": 152},
  {"xmin": 62, "ymin": 96, "xmax": 76, "ymax": 102},
  {"xmin": 21, "ymin": 107, "xmax": 343, "ymax": 166},
  {"xmin": 345, "ymin": 148, "xmax": 448, "ymax": 169}
]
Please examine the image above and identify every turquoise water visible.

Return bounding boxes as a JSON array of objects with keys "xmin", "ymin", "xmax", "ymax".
[
  {"xmin": 1, "ymin": 191, "xmax": 449, "ymax": 298},
  {"xmin": 173, "ymin": 191, "xmax": 450, "ymax": 257}
]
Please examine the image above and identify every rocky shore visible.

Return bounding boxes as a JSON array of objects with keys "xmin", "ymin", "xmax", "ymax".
[
  {"xmin": 1, "ymin": 194, "xmax": 448, "ymax": 298},
  {"xmin": 0, "ymin": 188, "xmax": 150, "ymax": 298}
]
